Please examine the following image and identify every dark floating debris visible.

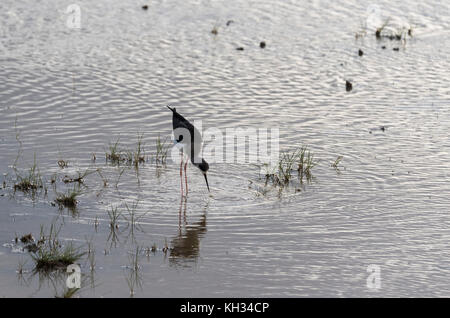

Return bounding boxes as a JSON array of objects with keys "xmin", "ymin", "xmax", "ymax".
[
  {"xmin": 260, "ymin": 41, "xmax": 266, "ymax": 49},
  {"xmin": 375, "ymin": 29, "xmax": 382, "ymax": 39},
  {"xmin": 226, "ymin": 20, "xmax": 234, "ymax": 26},
  {"xmin": 375, "ymin": 19, "xmax": 390, "ymax": 40},
  {"xmin": 211, "ymin": 27, "xmax": 218, "ymax": 35},
  {"xmin": 393, "ymin": 47, "xmax": 400, "ymax": 51},
  {"xmin": 383, "ymin": 34, "xmax": 403, "ymax": 41},
  {"xmin": 381, "ymin": 46, "xmax": 386, "ymax": 49},
  {"xmin": 380, "ymin": 126, "xmax": 386, "ymax": 132},
  {"xmin": 141, "ymin": 5, "xmax": 148, "ymax": 10},
  {"xmin": 20, "ymin": 233, "xmax": 33, "ymax": 244},
  {"xmin": 236, "ymin": 47, "xmax": 244, "ymax": 51},
  {"xmin": 358, "ymin": 49, "xmax": 364, "ymax": 56},
  {"xmin": 345, "ymin": 80, "xmax": 353, "ymax": 92}
]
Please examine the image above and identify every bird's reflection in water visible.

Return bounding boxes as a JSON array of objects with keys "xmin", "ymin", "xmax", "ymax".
[{"xmin": 169, "ymin": 197, "xmax": 208, "ymax": 267}]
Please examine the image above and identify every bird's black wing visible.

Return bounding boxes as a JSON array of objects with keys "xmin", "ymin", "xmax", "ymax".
[{"xmin": 167, "ymin": 106, "xmax": 198, "ymax": 144}]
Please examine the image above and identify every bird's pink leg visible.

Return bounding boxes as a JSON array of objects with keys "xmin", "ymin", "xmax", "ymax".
[
  {"xmin": 184, "ymin": 161, "xmax": 188, "ymax": 195},
  {"xmin": 180, "ymin": 156, "xmax": 184, "ymax": 197}
]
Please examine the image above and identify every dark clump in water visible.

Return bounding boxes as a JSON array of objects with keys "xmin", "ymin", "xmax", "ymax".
[
  {"xmin": 236, "ymin": 47, "xmax": 244, "ymax": 51},
  {"xmin": 393, "ymin": 47, "xmax": 400, "ymax": 51},
  {"xmin": 358, "ymin": 49, "xmax": 363, "ymax": 56},
  {"xmin": 226, "ymin": 20, "xmax": 234, "ymax": 26},
  {"xmin": 141, "ymin": 5, "xmax": 148, "ymax": 10},
  {"xmin": 346, "ymin": 80, "xmax": 352, "ymax": 92},
  {"xmin": 375, "ymin": 29, "xmax": 382, "ymax": 39},
  {"xmin": 386, "ymin": 34, "xmax": 403, "ymax": 41},
  {"xmin": 20, "ymin": 233, "xmax": 33, "ymax": 244},
  {"xmin": 381, "ymin": 46, "xmax": 386, "ymax": 49},
  {"xmin": 260, "ymin": 41, "xmax": 266, "ymax": 48}
]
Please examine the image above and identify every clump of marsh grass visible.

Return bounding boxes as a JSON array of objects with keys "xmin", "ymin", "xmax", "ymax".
[
  {"xmin": 277, "ymin": 151, "xmax": 299, "ymax": 184},
  {"xmin": 124, "ymin": 133, "xmax": 146, "ymax": 167},
  {"xmin": 30, "ymin": 223, "xmax": 85, "ymax": 272},
  {"xmin": 375, "ymin": 18, "xmax": 410, "ymax": 41},
  {"xmin": 105, "ymin": 137, "xmax": 124, "ymax": 164},
  {"xmin": 106, "ymin": 134, "xmax": 147, "ymax": 167},
  {"xmin": 133, "ymin": 132, "xmax": 145, "ymax": 167},
  {"xmin": 155, "ymin": 134, "xmax": 169, "ymax": 165},
  {"xmin": 13, "ymin": 156, "xmax": 43, "ymax": 192},
  {"xmin": 296, "ymin": 146, "xmax": 317, "ymax": 183},
  {"xmin": 263, "ymin": 146, "xmax": 318, "ymax": 188},
  {"xmin": 55, "ymin": 186, "xmax": 82, "ymax": 209}
]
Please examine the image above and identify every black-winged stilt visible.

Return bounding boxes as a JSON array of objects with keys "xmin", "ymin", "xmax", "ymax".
[{"xmin": 167, "ymin": 106, "xmax": 210, "ymax": 196}]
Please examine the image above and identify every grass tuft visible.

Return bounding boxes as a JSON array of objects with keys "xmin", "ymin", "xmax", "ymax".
[
  {"xmin": 30, "ymin": 223, "xmax": 85, "ymax": 272},
  {"xmin": 106, "ymin": 134, "xmax": 146, "ymax": 167},
  {"xmin": 296, "ymin": 146, "xmax": 317, "ymax": 183},
  {"xmin": 263, "ymin": 146, "xmax": 318, "ymax": 188},
  {"xmin": 155, "ymin": 134, "xmax": 169, "ymax": 165},
  {"xmin": 106, "ymin": 137, "xmax": 123, "ymax": 164},
  {"xmin": 13, "ymin": 156, "xmax": 43, "ymax": 192},
  {"xmin": 55, "ymin": 187, "xmax": 82, "ymax": 208}
]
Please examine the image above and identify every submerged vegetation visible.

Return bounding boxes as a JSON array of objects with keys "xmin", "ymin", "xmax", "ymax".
[{"xmin": 62, "ymin": 168, "xmax": 97, "ymax": 184}]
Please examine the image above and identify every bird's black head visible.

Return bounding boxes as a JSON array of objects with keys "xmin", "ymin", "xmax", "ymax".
[
  {"xmin": 196, "ymin": 158, "xmax": 209, "ymax": 173},
  {"xmin": 193, "ymin": 158, "xmax": 210, "ymax": 192}
]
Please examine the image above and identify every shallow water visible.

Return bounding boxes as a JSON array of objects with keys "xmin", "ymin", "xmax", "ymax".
[{"xmin": 1, "ymin": 0, "xmax": 450, "ymax": 297}]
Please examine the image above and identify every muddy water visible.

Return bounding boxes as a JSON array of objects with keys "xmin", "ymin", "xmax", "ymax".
[{"xmin": 1, "ymin": 0, "xmax": 450, "ymax": 297}]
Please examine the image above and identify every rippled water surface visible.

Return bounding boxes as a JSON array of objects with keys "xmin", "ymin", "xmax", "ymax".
[{"xmin": 1, "ymin": 0, "xmax": 450, "ymax": 297}]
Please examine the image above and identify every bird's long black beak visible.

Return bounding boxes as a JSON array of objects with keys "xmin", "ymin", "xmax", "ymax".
[{"xmin": 204, "ymin": 173, "xmax": 210, "ymax": 192}]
